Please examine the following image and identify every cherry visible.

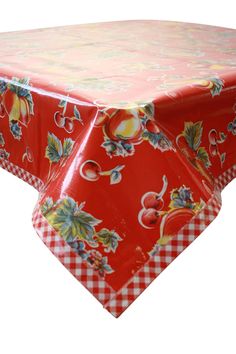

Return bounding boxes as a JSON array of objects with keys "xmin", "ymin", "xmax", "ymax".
[
  {"xmin": 54, "ymin": 111, "xmax": 65, "ymax": 128},
  {"xmin": 208, "ymin": 129, "xmax": 218, "ymax": 145},
  {"xmin": 145, "ymin": 119, "xmax": 160, "ymax": 134},
  {"xmin": 26, "ymin": 146, "xmax": 33, "ymax": 162},
  {"xmin": 138, "ymin": 208, "xmax": 160, "ymax": 229},
  {"xmin": 209, "ymin": 143, "xmax": 218, "ymax": 156},
  {"xmin": 22, "ymin": 146, "xmax": 34, "ymax": 163},
  {"xmin": 80, "ymin": 160, "xmax": 101, "ymax": 181},
  {"xmin": 64, "ymin": 117, "xmax": 74, "ymax": 133},
  {"xmin": 141, "ymin": 192, "xmax": 164, "ymax": 210}
]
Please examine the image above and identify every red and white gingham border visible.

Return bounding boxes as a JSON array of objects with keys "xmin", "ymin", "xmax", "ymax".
[
  {"xmin": 0, "ymin": 157, "xmax": 43, "ymax": 191},
  {"xmin": 1, "ymin": 157, "xmax": 236, "ymax": 317},
  {"xmin": 104, "ymin": 167, "xmax": 236, "ymax": 317},
  {"xmin": 32, "ymin": 205, "xmax": 115, "ymax": 305}
]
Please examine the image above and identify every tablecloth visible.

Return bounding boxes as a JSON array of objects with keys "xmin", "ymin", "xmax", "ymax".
[{"xmin": 0, "ymin": 20, "xmax": 236, "ymax": 317}]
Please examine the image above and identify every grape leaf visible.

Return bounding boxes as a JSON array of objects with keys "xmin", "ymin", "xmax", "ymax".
[
  {"xmin": 197, "ymin": 146, "xmax": 211, "ymax": 168},
  {"xmin": 183, "ymin": 121, "xmax": 203, "ymax": 151},
  {"xmin": 46, "ymin": 196, "xmax": 101, "ymax": 246},
  {"xmin": 45, "ymin": 132, "xmax": 63, "ymax": 163},
  {"xmin": 63, "ymin": 138, "xmax": 75, "ymax": 157},
  {"xmin": 96, "ymin": 228, "xmax": 122, "ymax": 253}
]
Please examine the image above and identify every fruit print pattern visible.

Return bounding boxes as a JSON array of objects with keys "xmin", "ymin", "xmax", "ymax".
[
  {"xmin": 54, "ymin": 98, "xmax": 83, "ymax": 133},
  {"xmin": 0, "ymin": 77, "xmax": 34, "ymax": 140},
  {"xmin": 191, "ymin": 77, "xmax": 224, "ymax": 97},
  {"xmin": 45, "ymin": 133, "xmax": 75, "ymax": 182},
  {"xmin": 41, "ymin": 196, "xmax": 122, "ymax": 277},
  {"xmin": 176, "ymin": 121, "xmax": 213, "ymax": 184},
  {"xmin": 208, "ymin": 129, "xmax": 227, "ymax": 167},
  {"xmin": 138, "ymin": 181, "xmax": 204, "ymax": 256},
  {"xmin": 228, "ymin": 117, "xmax": 236, "ymax": 136},
  {"xmin": 0, "ymin": 21, "xmax": 236, "ymax": 316},
  {"xmin": 80, "ymin": 160, "xmax": 125, "ymax": 185},
  {"xmin": 96, "ymin": 104, "xmax": 174, "ymax": 158}
]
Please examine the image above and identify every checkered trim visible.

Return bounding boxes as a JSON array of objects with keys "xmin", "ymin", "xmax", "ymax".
[
  {"xmin": 1, "ymin": 156, "xmax": 236, "ymax": 317},
  {"xmin": 0, "ymin": 157, "xmax": 43, "ymax": 191},
  {"xmin": 104, "ymin": 192, "xmax": 222, "ymax": 317},
  {"xmin": 32, "ymin": 205, "xmax": 115, "ymax": 305},
  {"xmin": 215, "ymin": 164, "xmax": 236, "ymax": 191},
  {"xmin": 104, "ymin": 165, "xmax": 236, "ymax": 317}
]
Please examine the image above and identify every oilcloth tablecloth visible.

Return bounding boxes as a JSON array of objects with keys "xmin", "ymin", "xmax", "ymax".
[{"xmin": 0, "ymin": 20, "xmax": 236, "ymax": 317}]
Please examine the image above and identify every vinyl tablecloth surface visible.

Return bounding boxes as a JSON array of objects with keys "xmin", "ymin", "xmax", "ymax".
[{"xmin": 0, "ymin": 20, "xmax": 236, "ymax": 317}]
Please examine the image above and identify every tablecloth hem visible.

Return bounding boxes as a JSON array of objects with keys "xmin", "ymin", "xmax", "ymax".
[
  {"xmin": 1, "ymin": 157, "xmax": 236, "ymax": 318},
  {"xmin": 103, "ymin": 165, "xmax": 236, "ymax": 317},
  {"xmin": 0, "ymin": 157, "xmax": 43, "ymax": 191}
]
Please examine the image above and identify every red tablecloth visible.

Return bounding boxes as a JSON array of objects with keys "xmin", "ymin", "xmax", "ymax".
[{"xmin": 0, "ymin": 20, "xmax": 236, "ymax": 317}]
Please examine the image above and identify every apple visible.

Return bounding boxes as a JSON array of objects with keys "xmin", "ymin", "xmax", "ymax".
[
  {"xmin": 104, "ymin": 109, "xmax": 142, "ymax": 142},
  {"xmin": 80, "ymin": 160, "xmax": 101, "ymax": 181},
  {"xmin": 138, "ymin": 208, "xmax": 160, "ymax": 229},
  {"xmin": 19, "ymin": 97, "xmax": 30, "ymax": 126},
  {"xmin": 54, "ymin": 111, "xmax": 65, "ymax": 128},
  {"xmin": 160, "ymin": 207, "xmax": 195, "ymax": 238},
  {"xmin": 194, "ymin": 80, "xmax": 214, "ymax": 89},
  {"xmin": 2, "ymin": 90, "xmax": 21, "ymax": 122}
]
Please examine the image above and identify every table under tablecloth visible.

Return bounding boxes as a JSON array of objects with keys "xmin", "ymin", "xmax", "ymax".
[{"xmin": 0, "ymin": 20, "xmax": 236, "ymax": 317}]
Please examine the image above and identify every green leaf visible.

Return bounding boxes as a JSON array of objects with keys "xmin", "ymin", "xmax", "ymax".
[
  {"xmin": 183, "ymin": 121, "xmax": 203, "ymax": 151},
  {"xmin": 197, "ymin": 147, "xmax": 211, "ymax": 168},
  {"xmin": 96, "ymin": 228, "xmax": 122, "ymax": 253},
  {"xmin": 139, "ymin": 102, "xmax": 154, "ymax": 118},
  {"xmin": 110, "ymin": 165, "xmax": 125, "ymax": 184},
  {"xmin": 58, "ymin": 99, "xmax": 67, "ymax": 108},
  {"xmin": 219, "ymin": 132, "xmax": 227, "ymax": 143},
  {"xmin": 209, "ymin": 77, "xmax": 224, "ymax": 97},
  {"xmin": 46, "ymin": 197, "xmax": 101, "ymax": 246},
  {"xmin": 73, "ymin": 106, "xmax": 80, "ymax": 119},
  {"xmin": 45, "ymin": 133, "xmax": 63, "ymax": 163},
  {"xmin": 220, "ymin": 152, "xmax": 226, "ymax": 164},
  {"xmin": 63, "ymin": 138, "xmax": 74, "ymax": 157},
  {"xmin": 0, "ymin": 80, "xmax": 7, "ymax": 95},
  {"xmin": 41, "ymin": 197, "xmax": 54, "ymax": 215}
]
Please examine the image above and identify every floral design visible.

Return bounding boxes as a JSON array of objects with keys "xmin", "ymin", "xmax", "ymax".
[
  {"xmin": 0, "ymin": 77, "xmax": 34, "ymax": 140},
  {"xmin": 41, "ymin": 196, "xmax": 122, "ymax": 277},
  {"xmin": 193, "ymin": 77, "xmax": 224, "ymax": 97},
  {"xmin": 96, "ymin": 103, "xmax": 174, "ymax": 158},
  {"xmin": 0, "ymin": 148, "xmax": 10, "ymax": 159},
  {"xmin": 176, "ymin": 121, "xmax": 213, "ymax": 183},
  {"xmin": 45, "ymin": 132, "xmax": 75, "ymax": 181},
  {"xmin": 54, "ymin": 98, "xmax": 83, "ymax": 133},
  {"xmin": 228, "ymin": 117, "xmax": 236, "ymax": 135}
]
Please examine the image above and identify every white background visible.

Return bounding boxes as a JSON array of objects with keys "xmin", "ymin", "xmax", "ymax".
[{"xmin": 0, "ymin": 1, "xmax": 236, "ymax": 353}]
